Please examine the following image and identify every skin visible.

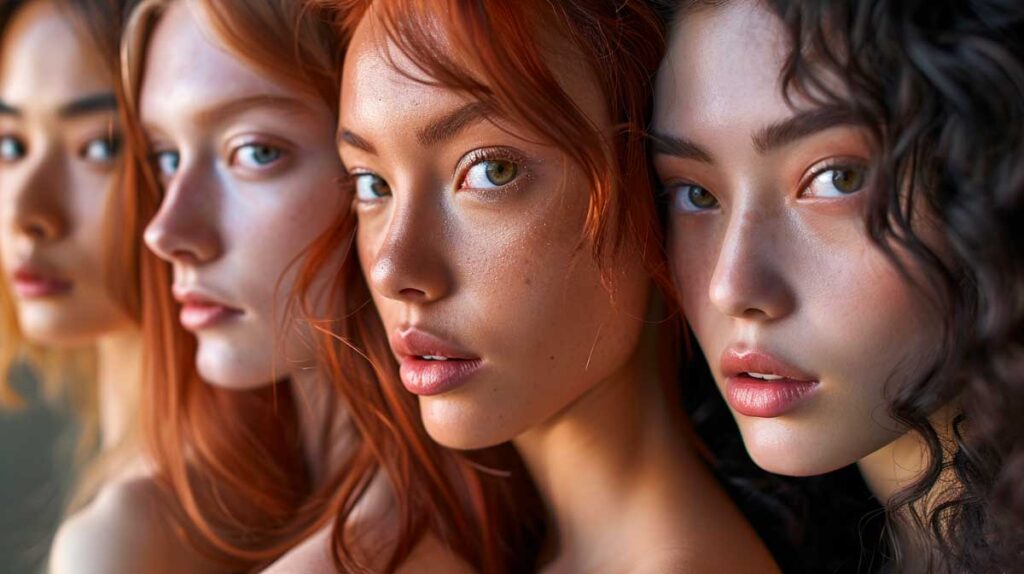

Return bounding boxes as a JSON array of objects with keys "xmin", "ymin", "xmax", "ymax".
[
  {"xmin": 340, "ymin": 11, "xmax": 777, "ymax": 573},
  {"xmin": 0, "ymin": 0, "xmax": 133, "ymax": 346},
  {"xmin": 652, "ymin": 0, "xmax": 943, "ymax": 482},
  {"xmin": 140, "ymin": 1, "xmax": 346, "ymax": 391},
  {"xmin": 0, "ymin": 3, "xmax": 213, "ymax": 573}
]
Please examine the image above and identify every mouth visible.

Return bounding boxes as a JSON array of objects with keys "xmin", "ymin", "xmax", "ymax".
[
  {"xmin": 720, "ymin": 347, "xmax": 820, "ymax": 418},
  {"xmin": 391, "ymin": 327, "xmax": 483, "ymax": 396},
  {"xmin": 10, "ymin": 267, "xmax": 74, "ymax": 299},
  {"xmin": 173, "ymin": 287, "xmax": 244, "ymax": 332}
]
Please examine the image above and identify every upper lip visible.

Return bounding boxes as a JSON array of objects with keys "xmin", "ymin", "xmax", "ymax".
[
  {"xmin": 390, "ymin": 327, "xmax": 479, "ymax": 361},
  {"xmin": 720, "ymin": 346, "xmax": 817, "ymax": 381},
  {"xmin": 10, "ymin": 265, "xmax": 71, "ymax": 285},
  {"xmin": 172, "ymin": 285, "xmax": 238, "ymax": 309}
]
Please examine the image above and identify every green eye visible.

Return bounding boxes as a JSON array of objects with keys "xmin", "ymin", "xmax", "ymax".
[
  {"xmin": 805, "ymin": 165, "xmax": 868, "ymax": 198},
  {"xmin": 670, "ymin": 183, "xmax": 719, "ymax": 213},
  {"xmin": 465, "ymin": 159, "xmax": 518, "ymax": 188},
  {"xmin": 831, "ymin": 167, "xmax": 865, "ymax": 194}
]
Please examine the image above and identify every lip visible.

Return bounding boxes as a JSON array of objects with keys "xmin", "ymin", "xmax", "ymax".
[
  {"xmin": 720, "ymin": 347, "xmax": 820, "ymax": 418},
  {"xmin": 10, "ymin": 267, "xmax": 74, "ymax": 298},
  {"xmin": 172, "ymin": 286, "xmax": 243, "ymax": 332},
  {"xmin": 390, "ymin": 327, "xmax": 483, "ymax": 396}
]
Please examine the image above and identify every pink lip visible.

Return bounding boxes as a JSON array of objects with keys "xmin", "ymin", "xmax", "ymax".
[
  {"xmin": 390, "ymin": 327, "xmax": 483, "ymax": 396},
  {"xmin": 10, "ymin": 268, "xmax": 73, "ymax": 298},
  {"xmin": 720, "ymin": 347, "xmax": 819, "ymax": 418},
  {"xmin": 173, "ymin": 287, "xmax": 243, "ymax": 332}
]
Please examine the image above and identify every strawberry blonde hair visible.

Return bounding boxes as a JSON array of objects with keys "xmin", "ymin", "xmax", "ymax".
[{"xmin": 297, "ymin": 0, "xmax": 678, "ymax": 570}]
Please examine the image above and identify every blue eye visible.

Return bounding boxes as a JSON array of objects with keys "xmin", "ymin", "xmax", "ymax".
[
  {"xmin": 803, "ymin": 165, "xmax": 867, "ymax": 198},
  {"xmin": 233, "ymin": 143, "xmax": 283, "ymax": 169},
  {"xmin": 153, "ymin": 150, "xmax": 180, "ymax": 180},
  {"xmin": 353, "ymin": 173, "xmax": 390, "ymax": 201},
  {"xmin": 0, "ymin": 135, "xmax": 26, "ymax": 163},
  {"xmin": 668, "ymin": 183, "xmax": 719, "ymax": 213},
  {"xmin": 463, "ymin": 159, "xmax": 518, "ymax": 189},
  {"xmin": 80, "ymin": 136, "xmax": 120, "ymax": 164}
]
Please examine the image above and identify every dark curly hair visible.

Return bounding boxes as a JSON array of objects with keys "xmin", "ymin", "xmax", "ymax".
[{"xmin": 655, "ymin": 0, "xmax": 1024, "ymax": 572}]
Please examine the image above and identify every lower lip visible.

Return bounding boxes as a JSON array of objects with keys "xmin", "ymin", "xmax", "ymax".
[
  {"xmin": 12, "ymin": 277, "xmax": 73, "ymax": 298},
  {"xmin": 399, "ymin": 357, "xmax": 483, "ymax": 396},
  {"xmin": 725, "ymin": 376, "xmax": 819, "ymax": 418},
  {"xmin": 179, "ymin": 302, "xmax": 242, "ymax": 331}
]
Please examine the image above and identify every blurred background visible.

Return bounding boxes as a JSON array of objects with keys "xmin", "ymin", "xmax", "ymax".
[{"xmin": 0, "ymin": 368, "xmax": 75, "ymax": 574}]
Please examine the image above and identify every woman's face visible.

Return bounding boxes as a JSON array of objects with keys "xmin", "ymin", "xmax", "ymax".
[
  {"xmin": 0, "ymin": 0, "xmax": 133, "ymax": 347},
  {"xmin": 339, "ymin": 15, "xmax": 650, "ymax": 449},
  {"xmin": 140, "ymin": 2, "xmax": 345, "ymax": 389},
  {"xmin": 652, "ymin": 0, "xmax": 942, "ymax": 476}
]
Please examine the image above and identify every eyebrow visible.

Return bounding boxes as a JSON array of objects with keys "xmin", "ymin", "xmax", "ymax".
[
  {"xmin": 59, "ymin": 93, "xmax": 117, "ymax": 118},
  {"xmin": 0, "ymin": 100, "xmax": 19, "ymax": 117},
  {"xmin": 650, "ymin": 106, "xmax": 860, "ymax": 163},
  {"xmin": 338, "ymin": 101, "xmax": 495, "ymax": 155},
  {"xmin": 752, "ymin": 106, "xmax": 860, "ymax": 154},
  {"xmin": 190, "ymin": 94, "xmax": 314, "ymax": 127}
]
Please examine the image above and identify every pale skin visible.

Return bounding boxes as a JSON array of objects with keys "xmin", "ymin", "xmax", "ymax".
[
  {"xmin": 0, "ymin": 2, "xmax": 185, "ymax": 573},
  {"xmin": 653, "ymin": 1, "xmax": 950, "ymax": 569},
  {"xmin": 338, "ymin": 10, "xmax": 777, "ymax": 573}
]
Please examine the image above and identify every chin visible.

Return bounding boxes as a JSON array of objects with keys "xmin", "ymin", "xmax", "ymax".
[
  {"xmin": 195, "ymin": 342, "xmax": 276, "ymax": 390},
  {"xmin": 738, "ymin": 422, "xmax": 854, "ymax": 477},
  {"xmin": 18, "ymin": 312, "xmax": 103, "ymax": 348},
  {"xmin": 419, "ymin": 397, "xmax": 512, "ymax": 451}
]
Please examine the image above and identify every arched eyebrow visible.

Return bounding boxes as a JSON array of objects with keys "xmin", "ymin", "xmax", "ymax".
[
  {"xmin": 650, "ymin": 105, "xmax": 862, "ymax": 163},
  {"xmin": 338, "ymin": 101, "xmax": 495, "ymax": 155}
]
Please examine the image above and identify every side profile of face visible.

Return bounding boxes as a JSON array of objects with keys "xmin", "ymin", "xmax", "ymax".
[
  {"xmin": 652, "ymin": 0, "xmax": 942, "ymax": 476},
  {"xmin": 0, "ymin": 0, "xmax": 133, "ymax": 347},
  {"xmin": 339, "ymin": 13, "xmax": 650, "ymax": 449},
  {"xmin": 140, "ymin": 2, "xmax": 345, "ymax": 389}
]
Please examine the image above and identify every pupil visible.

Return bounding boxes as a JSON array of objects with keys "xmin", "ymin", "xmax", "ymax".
[
  {"xmin": 832, "ymin": 168, "xmax": 862, "ymax": 193},
  {"xmin": 485, "ymin": 160, "xmax": 516, "ymax": 185}
]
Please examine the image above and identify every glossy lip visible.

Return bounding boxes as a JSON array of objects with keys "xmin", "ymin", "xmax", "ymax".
[
  {"xmin": 10, "ymin": 266, "xmax": 74, "ymax": 298},
  {"xmin": 172, "ymin": 285, "xmax": 244, "ymax": 332},
  {"xmin": 390, "ymin": 327, "xmax": 483, "ymax": 396},
  {"xmin": 720, "ymin": 346, "xmax": 820, "ymax": 418}
]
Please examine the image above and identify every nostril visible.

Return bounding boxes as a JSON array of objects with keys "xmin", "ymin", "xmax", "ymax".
[{"xmin": 398, "ymin": 287, "xmax": 428, "ymax": 299}]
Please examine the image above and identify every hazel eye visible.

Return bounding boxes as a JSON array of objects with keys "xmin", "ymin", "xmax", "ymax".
[
  {"xmin": 463, "ymin": 159, "xmax": 519, "ymax": 189},
  {"xmin": 804, "ymin": 165, "xmax": 867, "ymax": 198},
  {"xmin": 353, "ymin": 173, "xmax": 390, "ymax": 201},
  {"xmin": 669, "ymin": 183, "xmax": 719, "ymax": 213},
  {"xmin": 80, "ymin": 136, "xmax": 120, "ymax": 164},
  {"xmin": 0, "ymin": 135, "xmax": 26, "ymax": 163}
]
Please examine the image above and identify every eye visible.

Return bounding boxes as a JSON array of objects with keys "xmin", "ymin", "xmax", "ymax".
[
  {"xmin": 667, "ymin": 183, "xmax": 719, "ymax": 213},
  {"xmin": 79, "ymin": 136, "xmax": 120, "ymax": 164},
  {"xmin": 0, "ymin": 135, "xmax": 26, "ymax": 163},
  {"xmin": 463, "ymin": 159, "xmax": 519, "ymax": 189},
  {"xmin": 353, "ymin": 173, "xmax": 390, "ymax": 201},
  {"xmin": 152, "ymin": 150, "xmax": 180, "ymax": 180},
  {"xmin": 802, "ymin": 164, "xmax": 867, "ymax": 198},
  {"xmin": 232, "ymin": 143, "xmax": 283, "ymax": 169}
]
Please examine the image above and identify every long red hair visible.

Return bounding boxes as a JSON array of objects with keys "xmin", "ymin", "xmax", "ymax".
[{"xmin": 299, "ymin": 0, "xmax": 677, "ymax": 571}]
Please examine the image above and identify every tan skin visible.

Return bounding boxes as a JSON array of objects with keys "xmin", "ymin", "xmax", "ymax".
[
  {"xmin": 0, "ymin": 3, "xmax": 182, "ymax": 573},
  {"xmin": 653, "ymin": 1, "xmax": 949, "ymax": 568},
  {"xmin": 338, "ymin": 12, "xmax": 777, "ymax": 573}
]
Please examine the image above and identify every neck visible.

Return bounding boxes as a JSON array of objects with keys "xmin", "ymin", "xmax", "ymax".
[
  {"xmin": 513, "ymin": 328, "xmax": 698, "ymax": 569},
  {"xmin": 95, "ymin": 329, "xmax": 142, "ymax": 451},
  {"xmin": 858, "ymin": 405, "xmax": 959, "ymax": 570},
  {"xmin": 290, "ymin": 367, "xmax": 351, "ymax": 486}
]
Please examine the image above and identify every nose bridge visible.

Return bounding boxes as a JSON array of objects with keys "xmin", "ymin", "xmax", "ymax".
[
  {"xmin": 143, "ymin": 158, "xmax": 222, "ymax": 264},
  {"xmin": 370, "ymin": 183, "xmax": 452, "ymax": 303},
  {"xmin": 709, "ymin": 190, "xmax": 796, "ymax": 320},
  {"xmin": 7, "ymin": 140, "xmax": 69, "ymax": 242}
]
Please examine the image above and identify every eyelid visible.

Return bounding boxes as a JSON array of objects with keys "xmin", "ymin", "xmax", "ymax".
[{"xmin": 454, "ymin": 146, "xmax": 530, "ymax": 190}]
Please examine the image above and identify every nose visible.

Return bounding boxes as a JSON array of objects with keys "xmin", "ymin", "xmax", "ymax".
[
  {"xmin": 365, "ymin": 192, "xmax": 454, "ymax": 304},
  {"xmin": 708, "ymin": 203, "xmax": 797, "ymax": 321},
  {"xmin": 5, "ymin": 145, "xmax": 69, "ymax": 243},
  {"xmin": 143, "ymin": 160, "xmax": 222, "ymax": 265}
]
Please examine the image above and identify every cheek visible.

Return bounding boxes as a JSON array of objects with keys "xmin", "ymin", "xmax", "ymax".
[{"xmin": 668, "ymin": 217, "xmax": 720, "ymax": 333}]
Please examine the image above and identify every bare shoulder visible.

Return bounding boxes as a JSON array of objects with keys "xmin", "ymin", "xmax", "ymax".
[
  {"xmin": 629, "ymin": 547, "xmax": 781, "ymax": 574},
  {"xmin": 49, "ymin": 477, "xmax": 224, "ymax": 574}
]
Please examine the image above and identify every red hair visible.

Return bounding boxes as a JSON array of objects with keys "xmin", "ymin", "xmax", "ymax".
[{"xmin": 299, "ymin": 0, "xmax": 678, "ymax": 571}]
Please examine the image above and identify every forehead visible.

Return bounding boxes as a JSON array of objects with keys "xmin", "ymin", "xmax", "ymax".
[
  {"xmin": 139, "ymin": 2, "xmax": 299, "ymax": 126},
  {"xmin": 654, "ymin": 0, "xmax": 791, "ymax": 133},
  {"xmin": 0, "ymin": 0, "xmax": 111, "ymax": 109}
]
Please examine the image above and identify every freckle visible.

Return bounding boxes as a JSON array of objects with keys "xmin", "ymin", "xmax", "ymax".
[
  {"xmin": 525, "ymin": 277, "xmax": 532, "ymax": 285},
  {"xmin": 549, "ymin": 355, "xmax": 555, "ymax": 361}
]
